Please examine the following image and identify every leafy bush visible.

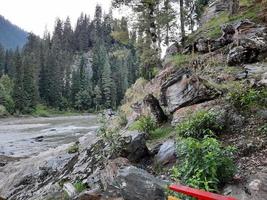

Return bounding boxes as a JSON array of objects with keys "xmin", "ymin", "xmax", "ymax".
[
  {"xmin": 117, "ymin": 111, "xmax": 128, "ymax": 127},
  {"xmin": 176, "ymin": 110, "xmax": 222, "ymax": 139},
  {"xmin": 228, "ymin": 86, "xmax": 267, "ymax": 111},
  {"xmin": 97, "ymin": 113, "xmax": 123, "ymax": 156},
  {"xmin": 130, "ymin": 116, "xmax": 157, "ymax": 135},
  {"xmin": 67, "ymin": 143, "xmax": 79, "ymax": 154},
  {"xmin": 0, "ymin": 105, "xmax": 8, "ymax": 117},
  {"xmin": 73, "ymin": 181, "xmax": 87, "ymax": 193},
  {"xmin": 172, "ymin": 137, "xmax": 236, "ymax": 192},
  {"xmin": 0, "ymin": 75, "xmax": 15, "ymax": 114}
]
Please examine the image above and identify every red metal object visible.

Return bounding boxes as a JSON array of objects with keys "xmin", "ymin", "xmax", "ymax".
[{"xmin": 169, "ymin": 184, "xmax": 238, "ymax": 200}]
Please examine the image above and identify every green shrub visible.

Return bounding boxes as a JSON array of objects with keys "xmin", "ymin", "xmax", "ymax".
[
  {"xmin": 150, "ymin": 126, "xmax": 174, "ymax": 140},
  {"xmin": 228, "ymin": 86, "xmax": 267, "ymax": 111},
  {"xmin": 130, "ymin": 116, "xmax": 157, "ymax": 135},
  {"xmin": 172, "ymin": 137, "xmax": 236, "ymax": 192},
  {"xmin": 73, "ymin": 181, "xmax": 87, "ymax": 193},
  {"xmin": 0, "ymin": 105, "xmax": 8, "ymax": 117},
  {"xmin": 67, "ymin": 143, "xmax": 79, "ymax": 154},
  {"xmin": 118, "ymin": 111, "xmax": 128, "ymax": 127},
  {"xmin": 176, "ymin": 110, "xmax": 222, "ymax": 139}
]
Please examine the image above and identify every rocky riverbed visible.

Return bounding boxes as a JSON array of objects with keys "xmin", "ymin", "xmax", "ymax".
[{"xmin": 0, "ymin": 115, "xmax": 99, "ymax": 157}]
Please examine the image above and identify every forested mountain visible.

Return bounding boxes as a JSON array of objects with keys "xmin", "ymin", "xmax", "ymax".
[
  {"xmin": 0, "ymin": 15, "xmax": 28, "ymax": 49},
  {"xmin": 0, "ymin": 7, "xmax": 139, "ymax": 114}
]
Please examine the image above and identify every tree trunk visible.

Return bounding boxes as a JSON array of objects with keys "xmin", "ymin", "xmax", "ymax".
[{"xmin": 179, "ymin": 0, "xmax": 185, "ymax": 46}]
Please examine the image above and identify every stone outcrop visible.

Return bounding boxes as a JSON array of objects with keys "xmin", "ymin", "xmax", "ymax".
[
  {"xmin": 160, "ymin": 69, "xmax": 221, "ymax": 113},
  {"xmin": 114, "ymin": 166, "xmax": 167, "ymax": 200},
  {"xmin": 120, "ymin": 131, "xmax": 149, "ymax": 163},
  {"xmin": 200, "ymin": 0, "xmax": 231, "ymax": 25},
  {"xmin": 154, "ymin": 140, "xmax": 176, "ymax": 166},
  {"xmin": 227, "ymin": 20, "xmax": 267, "ymax": 65}
]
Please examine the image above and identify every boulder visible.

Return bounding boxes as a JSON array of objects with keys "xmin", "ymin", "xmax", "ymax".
[
  {"xmin": 200, "ymin": 0, "xmax": 231, "ymax": 25},
  {"xmin": 160, "ymin": 69, "xmax": 221, "ymax": 113},
  {"xmin": 121, "ymin": 131, "xmax": 149, "ymax": 163},
  {"xmin": 171, "ymin": 101, "xmax": 244, "ymax": 132},
  {"xmin": 143, "ymin": 94, "xmax": 168, "ymax": 124},
  {"xmin": 227, "ymin": 46, "xmax": 258, "ymax": 66},
  {"xmin": 227, "ymin": 20, "xmax": 267, "ymax": 65},
  {"xmin": 114, "ymin": 166, "xmax": 166, "ymax": 200},
  {"xmin": 154, "ymin": 140, "xmax": 176, "ymax": 165},
  {"xmin": 223, "ymin": 170, "xmax": 267, "ymax": 200},
  {"xmin": 63, "ymin": 182, "xmax": 77, "ymax": 198}
]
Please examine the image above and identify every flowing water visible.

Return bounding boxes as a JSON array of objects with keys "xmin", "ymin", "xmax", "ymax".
[{"xmin": 0, "ymin": 115, "xmax": 99, "ymax": 157}]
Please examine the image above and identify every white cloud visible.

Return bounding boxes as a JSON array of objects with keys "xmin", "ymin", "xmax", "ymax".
[{"xmin": 0, "ymin": 0, "xmax": 112, "ymax": 37}]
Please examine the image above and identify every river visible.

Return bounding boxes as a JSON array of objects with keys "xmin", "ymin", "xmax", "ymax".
[{"xmin": 0, "ymin": 115, "xmax": 99, "ymax": 157}]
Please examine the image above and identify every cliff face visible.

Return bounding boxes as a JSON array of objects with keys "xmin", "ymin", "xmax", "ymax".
[{"xmin": 120, "ymin": 0, "xmax": 267, "ymax": 199}]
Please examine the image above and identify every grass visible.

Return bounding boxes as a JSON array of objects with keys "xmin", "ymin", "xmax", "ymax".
[
  {"xmin": 32, "ymin": 104, "xmax": 80, "ymax": 117},
  {"xmin": 187, "ymin": 1, "xmax": 262, "ymax": 42},
  {"xmin": 73, "ymin": 181, "xmax": 87, "ymax": 193},
  {"xmin": 172, "ymin": 54, "xmax": 192, "ymax": 68},
  {"xmin": 150, "ymin": 126, "xmax": 174, "ymax": 140}
]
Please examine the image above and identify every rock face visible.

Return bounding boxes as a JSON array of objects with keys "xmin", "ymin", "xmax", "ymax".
[
  {"xmin": 143, "ymin": 94, "xmax": 168, "ymax": 123},
  {"xmin": 227, "ymin": 20, "xmax": 267, "ymax": 65},
  {"xmin": 200, "ymin": 0, "xmax": 231, "ymax": 25},
  {"xmin": 154, "ymin": 140, "xmax": 176, "ymax": 166},
  {"xmin": 160, "ymin": 69, "xmax": 221, "ymax": 113},
  {"xmin": 223, "ymin": 169, "xmax": 267, "ymax": 200},
  {"xmin": 121, "ymin": 131, "xmax": 149, "ymax": 163},
  {"xmin": 114, "ymin": 166, "xmax": 166, "ymax": 200}
]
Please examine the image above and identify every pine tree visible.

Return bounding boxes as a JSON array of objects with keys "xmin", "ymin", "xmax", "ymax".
[
  {"xmin": 101, "ymin": 48, "xmax": 115, "ymax": 108},
  {"xmin": 13, "ymin": 48, "xmax": 25, "ymax": 112},
  {"xmin": 22, "ymin": 53, "xmax": 38, "ymax": 112}
]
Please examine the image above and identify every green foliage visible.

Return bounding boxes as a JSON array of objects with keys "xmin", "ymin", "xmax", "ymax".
[
  {"xmin": 0, "ymin": 75, "xmax": 15, "ymax": 113},
  {"xmin": 176, "ymin": 110, "xmax": 222, "ymax": 139},
  {"xmin": 117, "ymin": 111, "xmax": 128, "ymax": 127},
  {"xmin": 258, "ymin": 123, "xmax": 267, "ymax": 135},
  {"xmin": 75, "ymin": 89, "xmax": 92, "ymax": 111},
  {"xmin": 150, "ymin": 126, "xmax": 174, "ymax": 140},
  {"xmin": 228, "ymin": 86, "xmax": 267, "ymax": 111},
  {"xmin": 130, "ymin": 116, "xmax": 157, "ymax": 135},
  {"xmin": 67, "ymin": 143, "xmax": 79, "ymax": 154},
  {"xmin": 172, "ymin": 137, "xmax": 236, "ymax": 192},
  {"xmin": 73, "ymin": 181, "xmax": 87, "ymax": 193},
  {"xmin": 97, "ymin": 113, "xmax": 123, "ymax": 156},
  {"xmin": 0, "ymin": 105, "xmax": 8, "ymax": 117}
]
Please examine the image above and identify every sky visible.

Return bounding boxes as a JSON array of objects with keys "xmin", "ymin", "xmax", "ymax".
[{"xmin": 1, "ymin": 0, "xmax": 113, "ymax": 37}]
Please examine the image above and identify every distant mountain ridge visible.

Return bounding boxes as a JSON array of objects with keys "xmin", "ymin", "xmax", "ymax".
[{"xmin": 0, "ymin": 15, "xmax": 28, "ymax": 49}]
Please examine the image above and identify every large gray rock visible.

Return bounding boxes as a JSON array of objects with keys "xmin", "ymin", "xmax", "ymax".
[
  {"xmin": 154, "ymin": 140, "xmax": 176, "ymax": 165},
  {"xmin": 223, "ymin": 170, "xmax": 267, "ymax": 200},
  {"xmin": 121, "ymin": 131, "xmax": 149, "ymax": 163},
  {"xmin": 160, "ymin": 69, "xmax": 221, "ymax": 113},
  {"xmin": 227, "ymin": 20, "xmax": 267, "ymax": 66},
  {"xmin": 114, "ymin": 166, "xmax": 166, "ymax": 200},
  {"xmin": 200, "ymin": 0, "xmax": 231, "ymax": 25}
]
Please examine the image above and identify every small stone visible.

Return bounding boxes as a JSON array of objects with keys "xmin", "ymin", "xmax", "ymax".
[{"xmin": 249, "ymin": 179, "xmax": 262, "ymax": 191}]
